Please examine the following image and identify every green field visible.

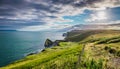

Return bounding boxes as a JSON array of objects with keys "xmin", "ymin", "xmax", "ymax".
[{"xmin": 1, "ymin": 30, "xmax": 120, "ymax": 69}]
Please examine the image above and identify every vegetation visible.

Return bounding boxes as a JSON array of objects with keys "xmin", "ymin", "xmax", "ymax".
[{"xmin": 1, "ymin": 30, "xmax": 120, "ymax": 69}]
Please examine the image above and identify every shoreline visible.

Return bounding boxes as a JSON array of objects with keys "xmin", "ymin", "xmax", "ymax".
[
  {"xmin": 0, "ymin": 31, "xmax": 65, "ymax": 67},
  {"xmin": 1, "ymin": 30, "xmax": 120, "ymax": 69},
  {"xmin": 25, "ymin": 32, "xmax": 67, "ymax": 56}
]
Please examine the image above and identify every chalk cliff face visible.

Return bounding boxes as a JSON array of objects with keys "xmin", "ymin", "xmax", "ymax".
[{"xmin": 44, "ymin": 39, "xmax": 53, "ymax": 48}]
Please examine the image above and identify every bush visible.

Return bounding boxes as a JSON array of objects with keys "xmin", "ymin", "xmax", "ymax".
[
  {"xmin": 104, "ymin": 46, "xmax": 109, "ymax": 50},
  {"xmin": 117, "ymin": 51, "xmax": 120, "ymax": 57},
  {"xmin": 109, "ymin": 48, "xmax": 116, "ymax": 54},
  {"xmin": 104, "ymin": 46, "xmax": 119, "ymax": 56}
]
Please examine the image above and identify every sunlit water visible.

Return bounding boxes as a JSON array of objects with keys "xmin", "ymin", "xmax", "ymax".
[{"xmin": 0, "ymin": 31, "xmax": 64, "ymax": 67}]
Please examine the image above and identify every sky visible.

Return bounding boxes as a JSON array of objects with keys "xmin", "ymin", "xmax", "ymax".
[{"xmin": 0, "ymin": 0, "xmax": 120, "ymax": 31}]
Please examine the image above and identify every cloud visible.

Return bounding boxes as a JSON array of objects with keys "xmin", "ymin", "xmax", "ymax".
[
  {"xmin": 85, "ymin": 20, "xmax": 120, "ymax": 25},
  {"xmin": 41, "ymin": 17, "xmax": 73, "ymax": 24},
  {"xmin": 106, "ymin": 20, "xmax": 120, "ymax": 24},
  {"xmin": 86, "ymin": 11, "xmax": 108, "ymax": 22},
  {"xmin": 0, "ymin": 0, "xmax": 120, "ymax": 30},
  {"xmin": 17, "ymin": 23, "xmax": 72, "ymax": 31}
]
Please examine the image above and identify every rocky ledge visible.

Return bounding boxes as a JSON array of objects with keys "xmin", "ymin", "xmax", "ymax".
[{"xmin": 44, "ymin": 38, "xmax": 65, "ymax": 48}]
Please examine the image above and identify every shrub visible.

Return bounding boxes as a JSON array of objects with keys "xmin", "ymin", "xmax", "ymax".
[
  {"xmin": 117, "ymin": 51, "xmax": 120, "ymax": 57},
  {"xmin": 109, "ymin": 48, "xmax": 116, "ymax": 54},
  {"xmin": 104, "ymin": 46, "xmax": 109, "ymax": 50}
]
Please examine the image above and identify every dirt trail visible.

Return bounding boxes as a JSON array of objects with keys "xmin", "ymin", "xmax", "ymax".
[{"xmin": 76, "ymin": 43, "xmax": 94, "ymax": 69}]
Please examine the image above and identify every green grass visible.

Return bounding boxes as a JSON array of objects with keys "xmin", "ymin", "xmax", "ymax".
[
  {"xmin": 1, "ymin": 42, "xmax": 83, "ymax": 69},
  {"xmin": 95, "ymin": 36, "xmax": 120, "ymax": 44},
  {"xmin": 1, "ymin": 42, "xmax": 106, "ymax": 69}
]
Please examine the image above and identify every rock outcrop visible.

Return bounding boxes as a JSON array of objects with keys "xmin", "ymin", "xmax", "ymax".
[
  {"xmin": 63, "ymin": 33, "xmax": 68, "ymax": 37},
  {"xmin": 44, "ymin": 39, "xmax": 53, "ymax": 48},
  {"xmin": 44, "ymin": 39, "xmax": 66, "ymax": 48},
  {"xmin": 52, "ymin": 40, "xmax": 60, "ymax": 46}
]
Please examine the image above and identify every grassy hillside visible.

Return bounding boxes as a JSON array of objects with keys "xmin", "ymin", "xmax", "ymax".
[{"xmin": 1, "ymin": 30, "xmax": 120, "ymax": 69}]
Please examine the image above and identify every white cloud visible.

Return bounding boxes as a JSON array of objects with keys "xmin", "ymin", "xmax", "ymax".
[
  {"xmin": 41, "ymin": 17, "xmax": 73, "ymax": 24},
  {"xmin": 107, "ymin": 20, "xmax": 120, "ymax": 24},
  {"xmin": 107, "ymin": 26, "xmax": 120, "ymax": 30},
  {"xmin": 17, "ymin": 25, "xmax": 50, "ymax": 31},
  {"xmin": 84, "ymin": 0, "xmax": 120, "ymax": 10},
  {"xmin": 52, "ymin": 5, "xmax": 85, "ymax": 16},
  {"xmin": 85, "ymin": 20, "xmax": 120, "ymax": 25},
  {"xmin": 17, "ymin": 23, "xmax": 72, "ymax": 31},
  {"xmin": 86, "ymin": 11, "xmax": 108, "ymax": 22}
]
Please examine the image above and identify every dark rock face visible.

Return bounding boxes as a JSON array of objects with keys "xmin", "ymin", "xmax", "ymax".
[
  {"xmin": 44, "ymin": 39, "xmax": 53, "ymax": 48},
  {"xmin": 52, "ymin": 40, "xmax": 60, "ymax": 46},
  {"xmin": 41, "ymin": 49, "xmax": 46, "ymax": 52},
  {"xmin": 63, "ymin": 33, "xmax": 68, "ymax": 37},
  {"xmin": 44, "ymin": 39, "xmax": 66, "ymax": 48},
  {"xmin": 53, "ymin": 40, "xmax": 66, "ymax": 46},
  {"xmin": 27, "ymin": 52, "xmax": 37, "ymax": 56}
]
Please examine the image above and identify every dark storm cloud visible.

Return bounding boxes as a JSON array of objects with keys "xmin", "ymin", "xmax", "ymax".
[
  {"xmin": 74, "ymin": 0, "xmax": 101, "ymax": 7},
  {"xmin": 0, "ymin": 18, "xmax": 45, "ymax": 26},
  {"xmin": 52, "ymin": 0, "xmax": 100, "ymax": 6},
  {"xmin": 0, "ymin": 0, "xmax": 27, "ymax": 8},
  {"xmin": 0, "ymin": 0, "xmax": 120, "ymax": 30}
]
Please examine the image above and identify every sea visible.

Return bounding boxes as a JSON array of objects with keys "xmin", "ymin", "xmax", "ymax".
[{"xmin": 0, "ymin": 31, "xmax": 64, "ymax": 67}]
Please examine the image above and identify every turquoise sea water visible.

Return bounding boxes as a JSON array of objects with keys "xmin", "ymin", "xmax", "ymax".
[{"xmin": 0, "ymin": 31, "xmax": 64, "ymax": 67}]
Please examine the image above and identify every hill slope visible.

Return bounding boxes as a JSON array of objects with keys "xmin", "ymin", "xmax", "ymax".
[{"xmin": 1, "ymin": 30, "xmax": 120, "ymax": 69}]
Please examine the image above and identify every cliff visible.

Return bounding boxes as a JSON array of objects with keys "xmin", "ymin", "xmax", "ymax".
[
  {"xmin": 44, "ymin": 39, "xmax": 53, "ymax": 48},
  {"xmin": 44, "ymin": 39, "xmax": 66, "ymax": 48}
]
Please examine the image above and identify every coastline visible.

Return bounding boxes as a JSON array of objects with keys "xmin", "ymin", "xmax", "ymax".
[
  {"xmin": 26, "ymin": 32, "xmax": 67, "ymax": 56},
  {"xmin": 0, "ymin": 31, "xmax": 65, "ymax": 67},
  {"xmin": 1, "ymin": 30, "xmax": 120, "ymax": 69}
]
